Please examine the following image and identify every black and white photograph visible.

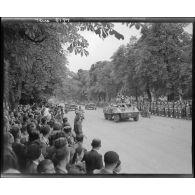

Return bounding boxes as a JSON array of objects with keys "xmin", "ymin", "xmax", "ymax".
[{"xmin": 1, "ymin": 18, "xmax": 193, "ymax": 177}]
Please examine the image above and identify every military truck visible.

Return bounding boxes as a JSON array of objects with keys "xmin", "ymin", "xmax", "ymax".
[
  {"xmin": 68, "ymin": 104, "xmax": 78, "ymax": 111},
  {"xmin": 103, "ymin": 103, "xmax": 139, "ymax": 122},
  {"xmin": 85, "ymin": 103, "xmax": 97, "ymax": 110}
]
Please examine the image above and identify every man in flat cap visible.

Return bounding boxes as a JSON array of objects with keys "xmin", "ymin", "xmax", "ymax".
[{"xmin": 82, "ymin": 138, "xmax": 103, "ymax": 174}]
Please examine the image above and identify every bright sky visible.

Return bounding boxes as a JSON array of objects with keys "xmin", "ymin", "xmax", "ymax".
[
  {"xmin": 66, "ymin": 23, "xmax": 141, "ymax": 73},
  {"xmin": 66, "ymin": 23, "xmax": 192, "ymax": 73}
]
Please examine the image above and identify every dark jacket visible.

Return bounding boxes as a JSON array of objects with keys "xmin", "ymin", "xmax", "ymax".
[
  {"xmin": 12, "ymin": 142, "xmax": 26, "ymax": 172},
  {"xmin": 82, "ymin": 149, "xmax": 103, "ymax": 174},
  {"xmin": 74, "ymin": 115, "xmax": 82, "ymax": 135}
]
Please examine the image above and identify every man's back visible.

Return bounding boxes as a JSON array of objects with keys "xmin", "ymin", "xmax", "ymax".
[{"xmin": 82, "ymin": 149, "xmax": 103, "ymax": 174}]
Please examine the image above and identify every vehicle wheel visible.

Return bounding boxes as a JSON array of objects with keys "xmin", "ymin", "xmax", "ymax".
[
  {"xmin": 114, "ymin": 114, "xmax": 120, "ymax": 122},
  {"xmin": 107, "ymin": 114, "xmax": 112, "ymax": 120},
  {"xmin": 134, "ymin": 115, "xmax": 139, "ymax": 121},
  {"xmin": 104, "ymin": 114, "xmax": 108, "ymax": 119}
]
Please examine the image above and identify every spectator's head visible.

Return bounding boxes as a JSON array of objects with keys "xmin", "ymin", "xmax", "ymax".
[
  {"xmin": 27, "ymin": 143, "xmax": 42, "ymax": 161},
  {"xmin": 14, "ymin": 111, "xmax": 19, "ymax": 118},
  {"xmin": 40, "ymin": 125, "xmax": 50, "ymax": 137},
  {"xmin": 63, "ymin": 126, "xmax": 72, "ymax": 134},
  {"xmin": 10, "ymin": 125, "xmax": 21, "ymax": 141},
  {"xmin": 47, "ymin": 119, "xmax": 55, "ymax": 128},
  {"xmin": 63, "ymin": 117, "xmax": 68, "ymax": 123},
  {"xmin": 10, "ymin": 112, "xmax": 14, "ymax": 117},
  {"xmin": 22, "ymin": 115, "xmax": 28, "ymax": 123},
  {"xmin": 104, "ymin": 151, "xmax": 120, "ymax": 170},
  {"xmin": 41, "ymin": 116, "xmax": 47, "ymax": 125},
  {"xmin": 75, "ymin": 134, "xmax": 84, "ymax": 143},
  {"xmin": 28, "ymin": 131, "xmax": 40, "ymax": 143},
  {"xmin": 21, "ymin": 124, "xmax": 27, "ymax": 134},
  {"xmin": 53, "ymin": 123, "xmax": 62, "ymax": 131},
  {"xmin": 29, "ymin": 113, "xmax": 34, "ymax": 119},
  {"xmin": 49, "ymin": 131, "xmax": 65, "ymax": 146},
  {"xmin": 91, "ymin": 138, "xmax": 101, "ymax": 150},
  {"xmin": 54, "ymin": 137, "xmax": 68, "ymax": 149},
  {"xmin": 54, "ymin": 131, "xmax": 66, "ymax": 140},
  {"xmin": 4, "ymin": 132, "xmax": 14, "ymax": 146},
  {"xmin": 37, "ymin": 159, "xmax": 55, "ymax": 174},
  {"xmin": 27, "ymin": 122, "xmax": 37, "ymax": 134},
  {"xmin": 53, "ymin": 147, "xmax": 70, "ymax": 166}
]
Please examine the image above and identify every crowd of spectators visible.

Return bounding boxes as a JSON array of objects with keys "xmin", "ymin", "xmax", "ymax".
[{"xmin": 3, "ymin": 103, "xmax": 121, "ymax": 175}]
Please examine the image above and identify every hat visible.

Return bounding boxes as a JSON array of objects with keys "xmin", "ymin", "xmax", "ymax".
[
  {"xmin": 54, "ymin": 137, "xmax": 68, "ymax": 149},
  {"xmin": 91, "ymin": 139, "xmax": 101, "ymax": 148},
  {"xmin": 63, "ymin": 126, "xmax": 72, "ymax": 133},
  {"xmin": 104, "ymin": 151, "xmax": 120, "ymax": 165}
]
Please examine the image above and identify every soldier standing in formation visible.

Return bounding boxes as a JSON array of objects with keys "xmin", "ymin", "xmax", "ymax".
[
  {"xmin": 135, "ymin": 97, "xmax": 191, "ymax": 120},
  {"xmin": 189, "ymin": 101, "xmax": 192, "ymax": 120},
  {"xmin": 185, "ymin": 103, "xmax": 190, "ymax": 120},
  {"xmin": 164, "ymin": 102, "xmax": 168, "ymax": 117}
]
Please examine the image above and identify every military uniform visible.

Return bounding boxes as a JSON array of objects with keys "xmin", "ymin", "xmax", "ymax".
[
  {"xmin": 175, "ymin": 104, "xmax": 179, "ymax": 118},
  {"xmin": 189, "ymin": 102, "xmax": 192, "ymax": 120},
  {"xmin": 154, "ymin": 102, "xmax": 157, "ymax": 115},
  {"xmin": 137, "ymin": 101, "xmax": 141, "ymax": 111},
  {"xmin": 156, "ymin": 103, "xmax": 159, "ymax": 116},
  {"xmin": 164, "ymin": 103, "xmax": 168, "ymax": 117},
  {"xmin": 169, "ymin": 103, "xmax": 173, "ymax": 118},
  {"xmin": 151, "ymin": 102, "xmax": 154, "ymax": 115},
  {"xmin": 162, "ymin": 102, "xmax": 166, "ymax": 116},
  {"xmin": 160, "ymin": 102, "xmax": 163, "ymax": 116},
  {"xmin": 181, "ymin": 103, "xmax": 185, "ymax": 119},
  {"xmin": 173, "ymin": 103, "xmax": 177, "ymax": 118},
  {"xmin": 178, "ymin": 104, "xmax": 182, "ymax": 119},
  {"xmin": 158, "ymin": 103, "xmax": 161, "ymax": 116},
  {"xmin": 185, "ymin": 104, "xmax": 190, "ymax": 120}
]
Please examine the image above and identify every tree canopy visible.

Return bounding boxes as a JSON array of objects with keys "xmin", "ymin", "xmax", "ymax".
[
  {"xmin": 3, "ymin": 20, "xmax": 125, "ymax": 108},
  {"xmin": 3, "ymin": 21, "xmax": 192, "ymax": 108},
  {"xmin": 65, "ymin": 23, "xmax": 192, "ymax": 102}
]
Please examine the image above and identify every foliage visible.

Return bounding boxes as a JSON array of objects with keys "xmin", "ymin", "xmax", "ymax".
[
  {"xmin": 3, "ymin": 21, "xmax": 192, "ymax": 108},
  {"xmin": 110, "ymin": 23, "xmax": 192, "ymax": 101},
  {"xmin": 3, "ymin": 20, "xmax": 125, "ymax": 108}
]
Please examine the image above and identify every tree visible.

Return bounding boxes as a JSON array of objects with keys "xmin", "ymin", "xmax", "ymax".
[
  {"xmin": 135, "ymin": 23, "xmax": 192, "ymax": 100},
  {"xmin": 3, "ymin": 20, "xmax": 126, "ymax": 108},
  {"xmin": 110, "ymin": 23, "xmax": 192, "ymax": 101}
]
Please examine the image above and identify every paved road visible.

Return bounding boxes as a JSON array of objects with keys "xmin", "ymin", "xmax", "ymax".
[{"xmin": 66, "ymin": 108, "xmax": 192, "ymax": 174}]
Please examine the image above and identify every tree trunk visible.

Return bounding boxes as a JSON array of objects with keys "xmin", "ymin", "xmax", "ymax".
[
  {"xmin": 135, "ymin": 87, "xmax": 138, "ymax": 101},
  {"xmin": 146, "ymin": 86, "xmax": 152, "ymax": 101}
]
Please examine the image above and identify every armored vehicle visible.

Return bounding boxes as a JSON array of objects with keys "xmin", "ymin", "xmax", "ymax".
[
  {"xmin": 103, "ymin": 103, "xmax": 139, "ymax": 122},
  {"xmin": 68, "ymin": 104, "xmax": 78, "ymax": 111},
  {"xmin": 85, "ymin": 103, "xmax": 97, "ymax": 110}
]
